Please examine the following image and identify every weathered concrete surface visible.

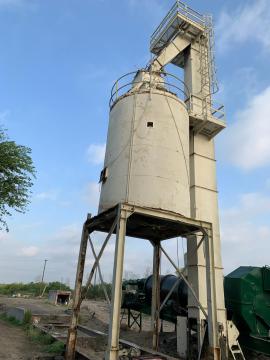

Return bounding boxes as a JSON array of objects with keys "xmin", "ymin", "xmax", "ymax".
[{"xmin": 7, "ymin": 307, "xmax": 25, "ymax": 322}]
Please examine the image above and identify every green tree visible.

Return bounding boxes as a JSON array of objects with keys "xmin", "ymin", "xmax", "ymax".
[{"xmin": 0, "ymin": 127, "xmax": 35, "ymax": 231}]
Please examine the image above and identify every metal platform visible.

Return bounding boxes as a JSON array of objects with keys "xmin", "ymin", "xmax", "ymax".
[
  {"xmin": 150, "ymin": 1, "xmax": 206, "ymax": 55},
  {"xmin": 85, "ymin": 203, "xmax": 210, "ymax": 242},
  {"xmin": 66, "ymin": 203, "xmax": 221, "ymax": 359},
  {"xmin": 190, "ymin": 114, "xmax": 226, "ymax": 138},
  {"xmin": 185, "ymin": 95, "xmax": 226, "ymax": 138}
]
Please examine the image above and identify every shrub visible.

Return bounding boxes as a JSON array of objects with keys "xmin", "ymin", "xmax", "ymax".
[{"xmin": 23, "ymin": 310, "xmax": 32, "ymax": 326}]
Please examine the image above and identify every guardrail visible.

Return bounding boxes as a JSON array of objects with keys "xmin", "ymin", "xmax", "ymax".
[
  {"xmin": 110, "ymin": 71, "xmax": 190, "ymax": 108},
  {"xmin": 211, "ymin": 100, "xmax": 225, "ymax": 120},
  {"xmin": 186, "ymin": 94, "xmax": 226, "ymax": 122},
  {"xmin": 150, "ymin": 0, "xmax": 206, "ymax": 50},
  {"xmin": 110, "ymin": 71, "xmax": 225, "ymax": 122}
]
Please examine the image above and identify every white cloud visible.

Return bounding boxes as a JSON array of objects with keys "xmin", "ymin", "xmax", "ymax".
[
  {"xmin": 219, "ymin": 86, "xmax": 270, "ymax": 170},
  {"xmin": 86, "ymin": 143, "xmax": 105, "ymax": 165},
  {"xmin": 218, "ymin": 67, "xmax": 258, "ymax": 104},
  {"xmin": 0, "ymin": 232, "xmax": 11, "ymax": 243},
  {"xmin": 240, "ymin": 192, "xmax": 270, "ymax": 213},
  {"xmin": 83, "ymin": 182, "xmax": 100, "ymax": 211},
  {"xmin": 20, "ymin": 222, "xmax": 42, "ymax": 230},
  {"xmin": 20, "ymin": 246, "xmax": 39, "ymax": 257},
  {"xmin": 6, "ymin": 211, "xmax": 183, "ymax": 285},
  {"xmin": 217, "ymin": 0, "xmax": 270, "ymax": 52},
  {"xmin": 221, "ymin": 192, "xmax": 270, "ymax": 225},
  {"xmin": 221, "ymin": 191, "xmax": 270, "ymax": 273},
  {"xmin": 51, "ymin": 223, "xmax": 81, "ymax": 243},
  {"xmin": 35, "ymin": 191, "xmax": 57, "ymax": 201},
  {"xmin": 0, "ymin": 109, "xmax": 10, "ymax": 124}
]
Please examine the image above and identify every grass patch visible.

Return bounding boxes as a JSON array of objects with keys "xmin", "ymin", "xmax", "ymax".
[
  {"xmin": 27, "ymin": 325, "xmax": 64, "ymax": 354},
  {"xmin": 0, "ymin": 312, "xmax": 64, "ymax": 355},
  {"xmin": 44, "ymin": 340, "xmax": 65, "ymax": 353},
  {"xmin": 23, "ymin": 310, "xmax": 32, "ymax": 326},
  {"xmin": 27, "ymin": 326, "xmax": 53, "ymax": 345}
]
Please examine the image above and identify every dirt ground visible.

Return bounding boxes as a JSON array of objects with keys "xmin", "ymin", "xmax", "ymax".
[
  {"xmin": 80, "ymin": 299, "xmax": 177, "ymax": 354},
  {"xmin": 0, "ymin": 296, "xmax": 178, "ymax": 358},
  {"xmin": 0, "ymin": 319, "xmax": 46, "ymax": 360},
  {"xmin": 0, "ymin": 296, "xmax": 269, "ymax": 360},
  {"xmin": 0, "ymin": 296, "xmax": 68, "ymax": 315}
]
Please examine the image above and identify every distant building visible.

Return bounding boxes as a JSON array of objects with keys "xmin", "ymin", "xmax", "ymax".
[{"xmin": 48, "ymin": 290, "xmax": 71, "ymax": 305}]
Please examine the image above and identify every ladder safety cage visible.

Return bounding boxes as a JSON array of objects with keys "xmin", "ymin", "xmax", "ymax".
[{"xmin": 201, "ymin": 14, "xmax": 219, "ymax": 96}]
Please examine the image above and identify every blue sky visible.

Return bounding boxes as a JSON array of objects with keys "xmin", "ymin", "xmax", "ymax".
[{"xmin": 0, "ymin": 0, "xmax": 270, "ymax": 284}]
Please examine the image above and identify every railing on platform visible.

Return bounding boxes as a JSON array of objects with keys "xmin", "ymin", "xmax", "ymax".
[
  {"xmin": 150, "ymin": 0, "xmax": 206, "ymax": 50},
  {"xmin": 186, "ymin": 94, "xmax": 226, "ymax": 122},
  {"xmin": 110, "ymin": 71, "xmax": 225, "ymax": 123},
  {"xmin": 211, "ymin": 100, "xmax": 225, "ymax": 120},
  {"xmin": 110, "ymin": 71, "xmax": 190, "ymax": 108}
]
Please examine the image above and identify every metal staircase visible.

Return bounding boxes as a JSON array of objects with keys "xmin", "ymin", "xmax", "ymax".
[
  {"xmin": 230, "ymin": 341, "xmax": 246, "ymax": 360},
  {"xmin": 227, "ymin": 321, "xmax": 246, "ymax": 360}
]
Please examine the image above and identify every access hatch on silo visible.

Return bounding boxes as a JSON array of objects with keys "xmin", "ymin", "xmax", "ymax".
[{"xmin": 150, "ymin": 1, "xmax": 205, "ymax": 56}]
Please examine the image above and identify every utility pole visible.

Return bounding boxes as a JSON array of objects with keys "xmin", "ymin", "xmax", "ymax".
[
  {"xmin": 39, "ymin": 259, "xmax": 48, "ymax": 297},
  {"xmin": 41, "ymin": 259, "xmax": 48, "ymax": 283}
]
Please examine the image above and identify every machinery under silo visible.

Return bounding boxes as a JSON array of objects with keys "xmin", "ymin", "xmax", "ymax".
[
  {"xmin": 66, "ymin": 2, "xmax": 241, "ymax": 360},
  {"xmin": 122, "ymin": 267, "xmax": 270, "ymax": 357}
]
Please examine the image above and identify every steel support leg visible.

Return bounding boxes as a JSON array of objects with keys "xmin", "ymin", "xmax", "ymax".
[
  {"xmin": 106, "ymin": 206, "xmax": 129, "ymax": 360},
  {"xmin": 151, "ymin": 241, "xmax": 161, "ymax": 351},
  {"xmin": 65, "ymin": 221, "xmax": 89, "ymax": 360},
  {"xmin": 204, "ymin": 229, "xmax": 220, "ymax": 360}
]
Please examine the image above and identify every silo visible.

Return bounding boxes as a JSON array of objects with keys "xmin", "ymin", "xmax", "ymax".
[{"xmin": 98, "ymin": 70, "xmax": 190, "ymax": 217}]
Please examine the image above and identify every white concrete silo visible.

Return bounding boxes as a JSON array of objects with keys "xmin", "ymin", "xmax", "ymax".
[
  {"xmin": 67, "ymin": 4, "xmax": 232, "ymax": 360},
  {"xmin": 98, "ymin": 70, "xmax": 190, "ymax": 217}
]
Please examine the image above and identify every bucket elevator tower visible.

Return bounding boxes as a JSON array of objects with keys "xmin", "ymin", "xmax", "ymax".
[
  {"xmin": 149, "ymin": 0, "xmax": 228, "ymax": 351},
  {"xmin": 148, "ymin": 3, "xmax": 228, "ymax": 357},
  {"xmin": 66, "ymin": 2, "xmax": 231, "ymax": 360}
]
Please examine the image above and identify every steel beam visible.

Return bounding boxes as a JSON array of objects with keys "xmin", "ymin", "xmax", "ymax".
[
  {"xmin": 80, "ymin": 217, "xmax": 118, "ymax": 306},
  {"xmin": 159, "ymin": 277, "xmax": 180, "ymax": 313},
  {"xmin": 160, "ymin": 244, "xmax": 208, "ymax": 319},
  {"xmin": 151, "ymin": 241, "xmax": 161, "ymax": 350},
  {"xmin": 88, "ymin": 236, "xmax": 111, "ymax": 307},
  {"xmin": 65, "ymin": 220, "xmax": 89, "ymax": 360},
  {"xmin": 106, "ymin": 206, "xmax": 131, "ymax": 360},
  {"xmin": 121, "ymin": 203, "xmax": 212, "ymax": 231}
]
